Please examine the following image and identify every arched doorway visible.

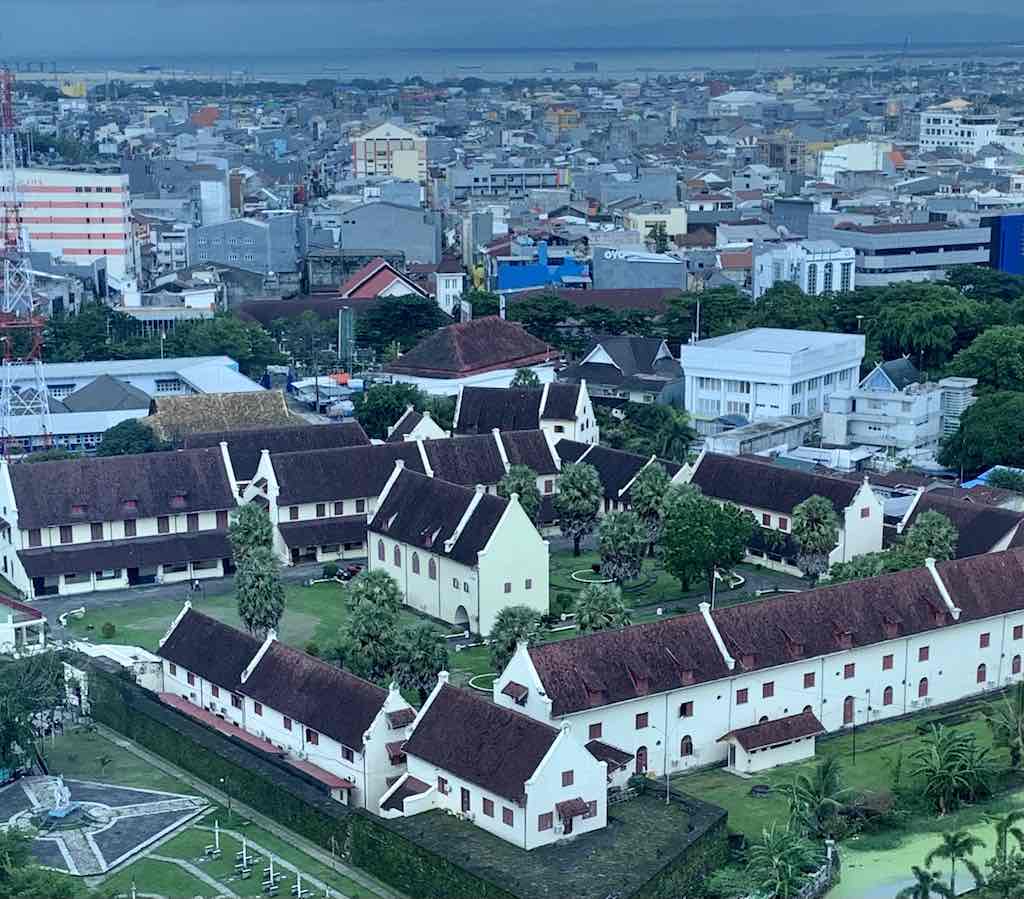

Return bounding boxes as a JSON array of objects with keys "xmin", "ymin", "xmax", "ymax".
[
  {"xmin": 843, "ymin": 696, "xmax": 854, "ymax": 725},
  {"xmin": 635, "ymin": 746, "xmax": 648, "ymax": 775},
  {"xmin": 453, "ymin": 605, "xmax": 470, "ymax": 630}
]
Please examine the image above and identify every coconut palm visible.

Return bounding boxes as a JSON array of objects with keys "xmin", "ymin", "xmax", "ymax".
[
  {"xmin": 923, "ymin": 829, "xmax": 986, "ymax": 895},
  {"xmin": 895, "ymin": 866, "xmax": 955, "ymax": 899},
  {"xmin": 574, "ymin": 583, "xmax": 631, "ymax": 634},
  {"xmin": 790, "ymin": 494, "xmax": 839, "ymax": 582},
  {"xmin": 991, "ymin": 809, "xmax": 1024, "ymax": 865},
  {"xmin": 986, "ymin": 682, "xmax": 1024, "ymax": 769},
  {"xmin": 909, "ymin": 725, "xmax": 995, "ymax": 815},
  {"xmin": 744, "ymin": 823, "xmax": 821, "ymax": 899},
  {"xmin": 787, "ymin": 756, "xmax": 853, "ymax": 839}
]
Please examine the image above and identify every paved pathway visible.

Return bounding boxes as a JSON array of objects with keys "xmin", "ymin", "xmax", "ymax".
[
  {"xmin": 93, "ymin": 724, "xmax": 404, "ymax": 899},
  {"xmin": 149, "ymin": 853, "xmax": 238, "ymax": 898}
]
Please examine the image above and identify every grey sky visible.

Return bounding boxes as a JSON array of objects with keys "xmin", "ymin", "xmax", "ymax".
[{"xmin": 10, "ymin": 1, "xmax": 1024, "ymax": 56}]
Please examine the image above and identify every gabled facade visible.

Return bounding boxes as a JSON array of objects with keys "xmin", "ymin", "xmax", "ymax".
[
  {"xmin": 157, "ymin": 604, "xmax": 414, "ymax": 812},
  {"xmin": 0, "ymin": 448, "xmax": 238, "ymax": 598},
  {"xmin": 453, "ymin": 382, "xmax": 598, "ymax": 445},
  {"xmin": 381, "ymin": 675, "xmax": 607, "ymax": 850},
  {"xmin": 559, "ymin": 337, "xmax": 681, "ymax": 405},
  {"xmin": 496, "ymin": 550, "xmax": 1024, "ymax": 780},
  {"xmin": 339, "ymin": 257, "xmax": 429, "ymax": 300},
  {"xmin": 367, "ymin": 465, "xmax": 549, "ymax": 635},
  {"xmin": 554, "ymin": 440, "xmax": 681, "ymax": 516},
  {"xmin": 679, "ymin": 451, "xmax": 883, "ymax": 574}
]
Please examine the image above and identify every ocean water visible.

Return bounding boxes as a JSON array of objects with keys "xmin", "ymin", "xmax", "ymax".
[{"xmin": 44, "ymin": 43, "xmax": 1024, "ymax": 83}]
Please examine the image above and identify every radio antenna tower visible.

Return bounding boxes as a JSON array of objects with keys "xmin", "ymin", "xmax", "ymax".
[{"xmin": 0, "ymin": 65, "xmax": 51, "ymax": 454}]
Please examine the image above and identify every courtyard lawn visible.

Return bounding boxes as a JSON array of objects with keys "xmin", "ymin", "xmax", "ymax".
[
  {"xmin": 100, "ymin": 857, "xmax": 211, "ymax": 898},
  {"xmin": 674, "ymin": 698, "xmax": 1012, "ymax": 842}
]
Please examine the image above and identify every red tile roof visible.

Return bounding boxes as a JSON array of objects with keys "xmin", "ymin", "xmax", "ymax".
[
  {"xmin": 339, "ymin": 257, "xmax": 427, "ymax": 299},
  {"xmin": 0, "ymin": 594, "xmax": 43, "ymax": 621},
  {"xmin": 719, "ymin": 710, "xmax": 824, "ymax": 751}
]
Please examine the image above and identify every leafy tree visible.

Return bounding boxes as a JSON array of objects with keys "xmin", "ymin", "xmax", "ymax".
[
  {"xmin": 488, "ymin": 605, "xmax": 542, "ymax": 672},
  {"xmin": 337, "ymin": 599, "xmax": 398, "ymax": 682},
  {"xmin": 659, "ymin": 287, "xmax": 750, "ymax": 344},
  {"xmin": 744, "ymin": 823, "xmax": 821, "ymax": 899},
  {"xmin": 394, "ymin": 622, "xmax": 449, "ymax": 703},
  {"xmin": 895, "ymin": 866, "xmax": 955, "ymax": 899},
  {"xmin": 629, "ymin": 462, "xmax": 671, "ymax": 555},
  {"xmin": 20, "ymin": 448, "xmax": 76, "ymax": 463},
  {"xmin": 791, "ymin": 495, "xmax": 840, "ymax": 581},
  {"xmin": 574, "ymin": 583, "xmax": 631, "ymax": 634},
  {"xmin": 507, "ymin": 294, "xmax": 576, "ymax": 348},
  {"xmin": 95, "ymin": 419, "xmax": 166, "ymax": 457},
  {"xmin": 786, "ymin": 756, "xmax": 852, "ymax": 840},
  {"xmin": 354, "ymin": 382, "xmax": 427, "ymax": 439},
  {"xmin": 356, "ymin": 295, "xmax": 450, "ymax": 354},
  {"xmin": 985, "ymin": 852, "xmax": 1024, "ymax": 899},
  {"xmin": 554, "ymin": 462, "xmax": 603, "ymax": 556},
  {"xmin": 235, "ymin": 546, "xmax": 286, "ymax": 638},
  {"xmin": 986, "ymin": 682, "xmax": 1024, "ymax": 769},
  {"xmin": 749, "ymin": 282, "xmax": 833, "ymax": 331},
  {"xmin": 661, "ymin": 486, "xmax": 755, "ymax": 592},
  {"xmin": 510, "ymin": 367, "xmax": 540, "ymax": 388},
  {"xmin": 498, "ymin": 464, "xmax": 542, "ymax": 525},
  {"xmin": 986, "ymin": 468, "xmax": 1024, "ymax": 494},
  {"xmin": 946, "ymin": 265, "xmax": 1024, "ymax": 302},
  {"xmin": 992, "ymin": 809, "xmax": 1024, "ymax": 866},
  {"xmin": 348, "ymin": 568, "xmax": 404, "ymax": 616},
  {"xmin": 909, "ymin": 724, "xmax": 995, "ymax": 816},
  {"xmin": 228, "ymin": 503, "xmax": 274, "ymax": 564},
  {"xmin": 597, "ymin": 403, "xmax": 695, "ymax": 463},
  {"xmin": 647, "ymin": 221, "xmax": 669, "ymax": 253},
  {"xmin": 461, "ymin": 288, "xmax": 500, "ymax": 319},
  {"xmin": 164, "ymin": 313, "xmax": 285, "ymax": 379},
  {"xmin": 939, "ymin": 392, "xmax": 1024, "ymax": 475},
  {"xmin": 0, "ymin": 653, "xmax": 65, "ymax": 769},
  {"xmin": 270, "ymin": 310, "xmax": 336, "ymax": 371},
  {"xmin": 923, "ymin": 830, "xmax": 986, "ymax": 896},
  {"xmin": 949, "ymin": 325, "xmax": 1024, "ymax": 393},
  {"xmin": 597, "ymin": 511, "xmax": 647, "ymax": 584},
  {"xmin": 902, "ymin": 510, "xmax": 958, "ymax": 562},
  {"xmin": 0, "ymin": 829, "xmax": 90, "ymax": 899}
]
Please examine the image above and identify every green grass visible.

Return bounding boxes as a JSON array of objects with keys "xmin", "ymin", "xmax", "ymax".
[
  {"xmin": 101, "ymin": 857, "xmax": 211, "ymax": 898},
  {"xmin": 674, "ymin": 699, "xmax": 1011, "ymax": 842}
]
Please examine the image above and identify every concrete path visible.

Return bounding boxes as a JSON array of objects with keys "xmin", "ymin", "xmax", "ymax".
[
  {"xmin": 149, "ymin": 853, "xmax": 238, "ymax": 898},
  {"xmin": 93, "ymin": 723, "xmax": 404, "ymax": 899}
]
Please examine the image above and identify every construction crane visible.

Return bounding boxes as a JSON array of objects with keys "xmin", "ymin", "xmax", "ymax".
[{"xmin": 0, "ymin": 65, "xmax": 50, "ymax": 454}]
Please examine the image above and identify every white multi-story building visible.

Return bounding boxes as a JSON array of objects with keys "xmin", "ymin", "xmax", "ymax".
[
  {"xmin": 351, "ymin": 123, "xmax": 428, "ymax": 185},
  {"xmin": 817, "ymin": 141, "xmax": 893, "ymax": 183},
  {"xmin": 158, "ymin": 604, "xmax": 415, "ymax": 811},
  {"xmin": 680, "ymin": 328, "xmax": 865, "ymax": 431},
  {"xmin": 752, "ymin": 240, "xmax": 856, "ymax": 299},
  {"xmin": 1, "ymin": 168, "xmax": 136, "ymax": 285},
  {"xmin": 495, "ymin": 549, "xmax": 1024, "ymax": 781},
  {"xmin": 919, "ymin": 105, "xmax": 999, "ymax": 155}
]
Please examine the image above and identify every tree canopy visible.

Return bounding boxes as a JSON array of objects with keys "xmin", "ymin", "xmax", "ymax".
[
  {"xmin": 597, "ymin": 511, "xmax": 647, "ymax": 584},
  {"xmin": 488, "ymin": 605, "xmax": 542, "ymax": 672},
  {"xmin": 554, "ymin": 462, "xmax": 603, "ymax": 556},
  {"xmin": 229, "ymin": 504, "xmax": 274, "ymax": 563},
  {"xmin": 950, "ymin": 325, "xmax": 1024, "ymax": 393},
  {"xmin": 574, "ymin": 583, "xmax": 631, "ymax": 634},
  {"xmin": 235, "ymin": 546, "xmax": 286, "ymax": 638},
  {"xmin": 498, "ymin": 464, "xmax": 542, "ymax": 525},
  {"xmin": 95, "ymin": 419, "xmax": 167, "ymax": 457},
  {"xmin": 939, "ymin": 392, "xmax": 1024, "ymax": 475},
  {"xmin": 0, "ymin": 653, "xmax": 65, "ymax": 769},
  {"xmin": 791, "ymin": 495, "xmax": 840, "ymax": 581},
  {"xmin": 355, "ymin": 295, "xmax": 450, "ymax": 354}
]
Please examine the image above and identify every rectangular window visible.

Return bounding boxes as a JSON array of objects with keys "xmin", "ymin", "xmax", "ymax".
[
  {"xmin": 882, "ymin": 654, "xmax": 894, "ymax": 670},
  {"xmin": 158, "ymin": 516, "xmax": 170, "ymax": 534},
  {"xmin": 187, "ymin": 513, "xmax": 199, "ymax": 532},
  {"xmin": 981, "ymin": 632, "xmax": 991, "ymax": 648},
  {"xmin": 169, "ymin": 663, "xmax": 177, "ymax": 676},
  {"xmin": 187, "ymin": 672, "xmax": 195, "ymax": 686},
  {"xmin": 762, "ymin": 681, "xmax": 774, "ymax": 698},
  {"xmin": 804, "ymin": 672, "xmax": 815, "ymax": 688},
  {"xmin": 561, "ymin": 770, "xmax": 574, "ymax": 787},
  {"xmin": 283, "ymin": 716, "xmax": 292, "ymax": 731},
  {"xmin": 437, "ymin": 776, "xmax": 448, "ymax": 794},
  {"xmin": 736, "ymin": 688, "xmax": 748, "ymax": 705},
  {"xmin": 289, "ymin": 506, "xmax": 299, "ymax": 521},
  {"xmin": 124, "ymin": 519, "xmax": 137, "ymax": 537},
  {"xmin": 28, "ymin": 528, "xmax": 40, "ymax": 547},
  {"xmin": 544, "ymin": 480, "xmax": 553, "ymax": 494},
  {"xmin": 316, "ymin": 503, "xmax": 326, "ymax": 518},
  {"xmin": 342, "ymin": 745, "xmax": 354, "ymax": 762},
  {"xmin": 503, "ymin": 807, "xmax": 514, "ymax": 827},
  {"xmin": 334, "ymin": 501, "xmax": 344, "ymax": 516},
  {"xmin": 211, "ymin": 685, "xmax": 219, "ymax": 698},
  {"xmin": 538, "ymin": 812, "xmax": 553, "ymax": 831},
  {"xmin": 254, "ymin": 702, "xmax": 263, "ymax": 716},
  {"xmin": 504, "ymin": 582, "xmax": 511, "ymax": 594},
  {"xmin": 761, "ymin": 513, "xmax": 771, "ymax": 527},
  {"xmin": 1016, "ymin": 625, "xmax": 1023, "ymax": 640},
  {"xmin": 60, "ymin": 525, "xmax": 73, "ymax": 544},
  {"xmin": 589, "ymin": 722, "xmax": 602, "ymax": 740},
  {"xmin": 90, "ymin": 522, "xmax": 103, "ymax": 541},
  {"xmin": 461, "ymin": 787, "xmax": 470, "ymax": 812},
  {"xmin": 306, "ymin": 729, "xmax": 319, "ymax": 745},
  {"xmin": 216, "ymin": 510, "xmax": 228, "ymax": 529},
  {"xmin": 778, "ymin": 517, "xmax": 789, "ymax": 531},
  {"xmin": 231, "ymin": 694, "xmax": 242, "ymax": 709},
  {"xmin": 860, "ymin": 507, "xmax": 871, "ymax": 519},
  {"xmin": 844, "ymin": 663, "xmax": 856, "ymax": 679},
  {"xmin": 525, "ymin": 578, "xmax": 533, "ymax": 590},
  {"xmin": 635, "ymin": 712, "xmax": 648, "ymax": 729},
  {"xmin": 483, "ymin": 797, "xmax": 494, "ymax": 817},
  {"xmin": 585, "ymin": 800, "xmax": 598, "ymax": 819},
  {"xmin": 918, "ymin": 646, "xmax": 929, "ymax": 662},
  {"xmin": 680, "ymin": 701, "xmax": 694, "ymax": 718},
  {"xmin": 356, "ymin": 499, "xmax": 366, "ymax": 513}
]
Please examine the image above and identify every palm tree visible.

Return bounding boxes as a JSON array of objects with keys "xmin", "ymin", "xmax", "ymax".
[
  {"xmin": 991, "ymin": 810, "xmax": 1024, "ymax": 866},
  {"xmin": 895, "ymin": 866, "xmax": 955, "ymax": 899},
  {"xmin": 744, "ymin": 823, "xmax": 821, "ymax": 899},
  {"xmin": 787, "ymin": 756, "xmax": 853, "ymax": 839},
  {"xmin": 986, "ymin": 682, "xmax": 1024, "ymax": 769},
  {"xmin": 909, "ymin": 725, "xmax": 993, "ymax": 815},
  {"xmin": 923, "ymin": 830, "xmax": 986, "ymax": 895},
  {"xmin": 574, "ymin": 583, "xmax": 631, "ymax": 634},
  {"xmin": 790, "ymin": 495, "xmax": 840, "ymax": 582}
]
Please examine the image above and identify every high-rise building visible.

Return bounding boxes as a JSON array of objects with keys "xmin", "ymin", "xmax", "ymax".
[
  {"xmin": 752, "ymin": 240, "xmax": 856, "ymax": 299},
  {"xmin": 1, "ymin": 168, "xmax": 135, "ymax": 285},
  {"xmin": 919, "ymin": 103, "xmax": 999, "ymax": 155},
  {"xmin": 351, "ymin": 122, "xmax": 427, "ymax": 185}
]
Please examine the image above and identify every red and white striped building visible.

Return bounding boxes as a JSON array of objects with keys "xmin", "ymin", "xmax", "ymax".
[{"xmin": 1, "ymin": 168, "xmax": 136, "ymax": 284}]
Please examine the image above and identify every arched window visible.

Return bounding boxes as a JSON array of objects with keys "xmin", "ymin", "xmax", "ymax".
[
  {"xmin": 680, "ymin": 736, "xmax": 693, "ymax": 757},
  {"xmin": 843, "ymin": 696, "xmax": 854, "ymax": 725},
  {"xmin": 635, "ymin": 746, "xmax": 648, "ymax": 774},
  {"xmin": 377, "ymin": 539, "xmax": 385, "ymax": 561},
  {"xmin": 428, "ymin": 558, "xmax": 437, "ymax": 580},
  {"xmin": 1014, "ymin": 655, "xmax": 1022, "ymax": 675},
  {"xmin": 883, "ymin": 686, "xmax": 894, "ymax": 706},
  {"xmin": 759, "ymin": 715, "xmax": 769, "ymax": 724},
  {"xmin": 393, "ymin": 545, "xmax": 401, "ymax": 567},
  {"xmin": 918, "ymin": 677, "xmax": 929, "ymax": 698},
  {"xmin": 977, "ymin": 663, "xmax": 987, "ymax": 685},
  {"xmin": 412, "ymin": 552, "xmax": 420, "ymax": 575},
  {"xmin": 802, "ymin": 705, "xmax": 813, "ymax": 715}
]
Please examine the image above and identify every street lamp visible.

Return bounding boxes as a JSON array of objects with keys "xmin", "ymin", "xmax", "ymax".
[
  {"xmin": 647, "ymin": 715, "xmax": 672, "ymax": 806},
  {"xmin": 219, "ymin": 775, "xmax": 232, "ymax": 821}
]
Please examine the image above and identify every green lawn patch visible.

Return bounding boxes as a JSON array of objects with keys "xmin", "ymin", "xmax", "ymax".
[{"xmin": 101, "ymin": 857, "xmax": 212, "ymax": 897}]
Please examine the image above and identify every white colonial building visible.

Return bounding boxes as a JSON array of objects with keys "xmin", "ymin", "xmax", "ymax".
[
  {"xmin": 680, "ymin": 328, "xmax": 865, "ymax": 434},
  {"xmin": 454, "ymin": 382, "xmax": 599, "ymax": 446},
  {"xmin": 158, "ymin": 604, "xmax": 415, "ymax": 812},
  {"xmin": 367, "ymin": 465, "xmax": 549, "ymax": 636},
  {"xmin": 495, "ymin": 550, "xmax": 1024, "ymax": 781},
  {"xmin": 380, "ymin": 674, "xmax": 607, "ymax": 849},
  {"xmin": 0, "ymin": 448, "xmax": 238, "ymax": 598},
  {"xmin": 752, "ymin": 240, "xmax": 856, "ymax": 299}
]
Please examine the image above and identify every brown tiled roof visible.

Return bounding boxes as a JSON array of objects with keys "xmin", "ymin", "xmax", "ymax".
[
  {"xmin": 276, "ymin": 516, "xmax": 367, "ymax": 549},
  {"xmin": 385, "ymin": 740, "xmax": 408, "ymax": 763},
  {"xmin": 555, "ymin": 440, "xmax": 680, "ymax": 502},
  {"xmin": 157, "ymin": 607, "xmax": 261, "ymax": 692},
  {"xmin": 530, "ymin": 550, "xmax": 1024, "ymax": 717},
  {"xmin": 386, "ymin": 708, "xmax": 416, "ymax": 729},
  {"xmin": 380, "ymin": 775, "xmax": 430, "ymax": 812},
  {"xmin": 543, "ymin": 383, "xmax": 581, "ymax": 420},
  {"xmin": 501, "ymin": 430, "xmax": 560, "ymax": 476},
  {"xmin": 511, "ymin": 288, "xmax": 678, "ymax": 314},
  {"xmin": 585, "ymin": 740, "xmax": 634, "ymax": 770},
  {"xmin": 720, "ymin": 710, "xmax": 824, "ymax": 751},
  {"xmin": 369, "ymin": 468, "xmax": 507, "ymax": 566},
  {"xmin": 903, "ymin": 492, "xmax": 1024, "ymax": 559},
  {"xmin": 10, "ymin": 448, "xmax": 235, "ymax": 529},
  {"xmin": 241, "ymin": 640, "xmax": 389, "ymax": 750},
  {"xmin": 423, "ymin": 434, "xmax": 506, "ymax": 486},
  {"xmin": 184, "ymin": 423, "xmax": 370, "ymax": 481},
  {"xmin": 556, "ymin": 798, "xmax": 589, "ymax": 819},
  {"xmin": 690, "ymin": 453, "xmax": 861, "ymax": 515},
  {"xmin": 146, "ymin": 390, "xmax": 296, "ymax": 442},
  {"xmin": 384, "ymin": 317, "xmax": 555, "ymax": 378},
  {"xmin": 402, "ymin": 685, "xmax": 558, "ymax": 803},
  {"xmin": 501, "ymin": 681, "xmax": 529, "ymax": 703},
  {"xmin": 386, "ymin": 408, "xmax": 423, "ymax": 443},
  {"xmin": 455, "ymin": 387, "xmax": 544, "ymax": 433}
]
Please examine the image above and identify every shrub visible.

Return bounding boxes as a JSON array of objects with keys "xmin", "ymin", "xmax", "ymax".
[
  {"xmin": 304, "ymin": 641, "xmax": 321, "ymax": 658},
  {"xmin": 100, "ymin": 622, "xmax": 116, "ymax": 639},
  {"xmin": 628, "ymin": 774, "xmax": 649, "ymax": 795},
  {"xmin": 321, "ymin": 562, "xmax": 339, "ymax": 580}
]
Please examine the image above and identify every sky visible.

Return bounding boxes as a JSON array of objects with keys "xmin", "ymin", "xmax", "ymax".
[{"xmin": 9, "ymin": 0, "xmax": 1024, "ymax": 57}]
